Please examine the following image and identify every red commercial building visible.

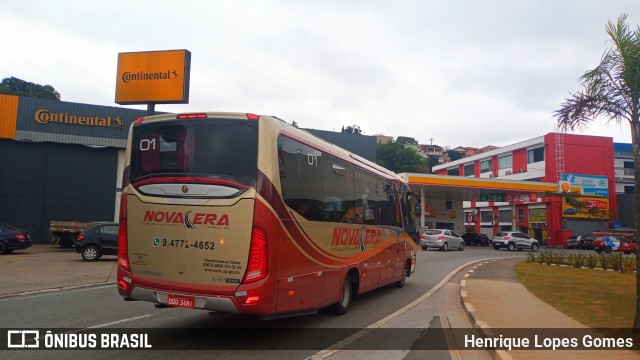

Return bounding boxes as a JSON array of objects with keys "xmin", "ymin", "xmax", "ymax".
[{"xmin": 432, "ymin": 133, "xmax": 617, "ymax": 247}]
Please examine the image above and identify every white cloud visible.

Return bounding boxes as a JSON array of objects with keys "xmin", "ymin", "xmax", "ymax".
[{"xmin": 0, "ymin": 0, "xmax": 636, "ymax": 148}]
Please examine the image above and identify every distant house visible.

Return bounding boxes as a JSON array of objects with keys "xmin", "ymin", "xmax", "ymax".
[
  {"xmin": 417, "ymin": 144, "xmax": 445, "ymax": 163},
  {"xmin": 375, "ymin": 134, "xmax": 394, "ymax": 144}
]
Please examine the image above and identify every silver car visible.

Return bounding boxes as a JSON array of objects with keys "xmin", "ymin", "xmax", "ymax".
[
  {"xmin": 420, "ymin": 229, "xmax": 465, "ymax": 251},
  {"xmin": 492, "ymin": 231, "xmax": 539, "ymax": 252}
]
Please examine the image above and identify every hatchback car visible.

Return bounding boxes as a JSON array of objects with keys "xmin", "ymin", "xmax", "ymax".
[
  {"xmin": 461, "ymin": 232, "xmax": 490, "ymax": 246},
  {"xmin": 74, "ymin": 222, "xmax": 119, "ymax": 261},
  {"xmin": 0, "ymin": 222, "xmax": 32, "ymax": 255},
  {"xmin": 420, "ymin": 229, "xmax": 465, "ymax": 251},
  {"xmin": 593, "ymin": 235, "xmax": 636, "ymax": 254},
  {"xmin": 492, "ymin": 231, "xmax": 539, "ymax": 252}
]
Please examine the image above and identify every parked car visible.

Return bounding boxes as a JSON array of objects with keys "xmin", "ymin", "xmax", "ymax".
[
  {"xmin": 461, "ymin": 232, "xmax": 490, "ymax": 246},
  {"xmin": 74, "ymin": 222, "xmax": 119, "ymax": 261},
  {"xmin": 492, "ymin": 231, "xmax": 539, "ymax": 252},
  {"xmin": 593, "ymin": 235, "xmax": 636, "ymax": 254},
  {"xmin": 576, "ymin": 235, "xmax": 596, "ymax": 250},
  {"xmin": 0, "ymin": 222, "xmax": 32, "ymax": 255},
  {"xmin": 420, "ymin": 229, "xmax": 465, "ymax": 251},
  {"xmin": 567, "ymin": 235, "xmax": 596, "ymax": 250}
]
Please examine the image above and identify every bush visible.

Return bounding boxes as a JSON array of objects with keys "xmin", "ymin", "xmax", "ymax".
[
  {"xmin": 610, "ymin": 254, "xmax": 622, "ymax": 272},
  {"xmin": 526, "ymin": 253, "xmax": 535, "ymax": 263},
  {"xmin": 537, "ymin": 251, "xmax": 548, "ymax": 265},
  {"xmin": 572, "ymin": 254, "xmax": 586, "ymax": 268},
  {"xmin": 599, "ymin": 254, "xmax": 610, "ymax": 271},
  {"xmin": 586, "ymin": 254, "xmax": 598, "ymax": 269},
  {"xmin": 622, "ymin": 256, "xmax": 636, "ymax": 273}
]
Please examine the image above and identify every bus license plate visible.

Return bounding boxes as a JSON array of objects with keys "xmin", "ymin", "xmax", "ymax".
[{"xmin": 167, "ymin": 294, "xmax": 195, "ymax": 308}]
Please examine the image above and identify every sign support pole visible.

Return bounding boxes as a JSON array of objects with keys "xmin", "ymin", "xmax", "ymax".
[{"xmin": 146, "ymin": 103, "xmax": 155, "ymax": 116}]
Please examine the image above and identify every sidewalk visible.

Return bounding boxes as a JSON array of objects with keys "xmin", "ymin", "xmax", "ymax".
[
  {"xmin": 460, "ymin": 257, "xmax": 640, "ymax": 359},
  {"xmin": 0, "ymin": 244, "xmax": 117, "ymax": 297}
]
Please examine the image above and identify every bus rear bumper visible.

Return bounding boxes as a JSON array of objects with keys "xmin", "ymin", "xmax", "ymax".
[{"xmin": 130, "ymin": 287, "xmax": 240, "ymax": 313}]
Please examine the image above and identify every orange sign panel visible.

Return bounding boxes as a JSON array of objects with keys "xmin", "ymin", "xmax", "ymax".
[{"xmin": 115, "ymin": 49, "xmax": 191, "ymax": 104}]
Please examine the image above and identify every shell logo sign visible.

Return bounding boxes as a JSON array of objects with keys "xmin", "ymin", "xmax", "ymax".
[
  {"xmin": 115, "ymin": 49, "xmax": 191, "ymax": 105},
  {"xmin": 558, "ymin": 180, "xmax": 581, "ymax": 194}
]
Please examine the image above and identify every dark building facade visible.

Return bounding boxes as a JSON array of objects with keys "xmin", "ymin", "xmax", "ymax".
[{"xmin": 0, "ymin": 95, "xmax": 376, "ymax": 243}]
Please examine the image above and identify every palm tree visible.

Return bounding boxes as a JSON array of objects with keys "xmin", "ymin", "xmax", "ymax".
[{"xmin": 554, "ymin": 13, "xmax": 640, "ymax": 329}]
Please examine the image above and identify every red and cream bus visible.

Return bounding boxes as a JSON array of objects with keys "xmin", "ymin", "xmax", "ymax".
[{"xmin": 117, "ymin": 112, "xmax": 417, "ymax": 318}]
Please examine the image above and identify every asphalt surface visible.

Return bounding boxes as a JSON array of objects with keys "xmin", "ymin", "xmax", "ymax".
[{"xmin": 2, "ymin": 245, "xmax": 640, "ymax": 359}]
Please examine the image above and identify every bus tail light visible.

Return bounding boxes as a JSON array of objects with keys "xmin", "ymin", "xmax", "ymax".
[
  {"xmin": 242, "ymin": 227, "xmax": 267, "ymax": 283},
  {"xmin": 118, "ymin": 193, "xmax": 130, "ymax": 271}
]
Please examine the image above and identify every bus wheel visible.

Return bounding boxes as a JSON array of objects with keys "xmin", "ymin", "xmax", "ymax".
[
  {"xmin": 331, "ymin": 277, "xmax": 353, "ymax": 315},
  {"xmin": 393, "ymin": 262, "xmax": 409, "ymax": 288}
]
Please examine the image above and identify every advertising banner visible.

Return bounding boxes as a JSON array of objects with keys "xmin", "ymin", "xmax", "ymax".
[
  {"xmin": 561, "ymin": 196, "xmax": 610, "ymax": 219},
  {"xmin": 560, "ymin": 173, "xmax": 608, "ymax": 198},
  {"xmin": 115, "ymin": 49, "xmax": 191, "ymax": 104}
]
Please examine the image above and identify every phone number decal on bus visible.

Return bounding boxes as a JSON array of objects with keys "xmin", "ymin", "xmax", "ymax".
[{"xmin": 153, "ymin": 238, "xmax": 215, "ymax": 250}]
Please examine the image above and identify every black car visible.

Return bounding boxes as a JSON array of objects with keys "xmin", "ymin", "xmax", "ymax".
[
  {"xmin": 0, "ymin": 222, "xmax": 32, "ymax": 255},
  {"xmin": 576, "ymin": 235, "xmax": 595, "ymax": 250},
  {"xmin": 461, "ymin": 232, "xmax": 490, "ymax": 246},
  {"xmin": 74, "ymin": 222, "xmax": 119, "ymax": 261}
]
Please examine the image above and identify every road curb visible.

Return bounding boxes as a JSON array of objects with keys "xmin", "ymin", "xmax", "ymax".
[
  {"xmin": 0, "ymin": 281, "xmax": 116, "ymax": 299},
  {"xmin": 460, "ymin": 259, "xmax": 513, "ymax": 360}
]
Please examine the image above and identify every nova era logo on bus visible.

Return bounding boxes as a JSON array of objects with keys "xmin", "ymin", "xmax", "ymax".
[
  {"xmin": 143, "ymin": 210, "xmax": 229, "ymax": 228},
  {"xmin": 331, "ymin": 227, "xmax": 381, "ymax": 248}
]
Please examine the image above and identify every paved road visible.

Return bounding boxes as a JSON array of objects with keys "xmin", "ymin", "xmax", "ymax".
[{"xmin": 0, "ymin": 244, "xmax": 519, "ymax": 359}]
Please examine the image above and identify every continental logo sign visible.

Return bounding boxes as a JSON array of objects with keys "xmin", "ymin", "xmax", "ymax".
[
  {"xmin": 143, "ymin": 210, "xmax": 229, "ymax": 228},
  {"xmin": 34, "ymin": 109, "xmax": 124, "ymax": 128},
  {"xmin": 115, "ymin": 49, "xmax": 191, "ymax": 105}
]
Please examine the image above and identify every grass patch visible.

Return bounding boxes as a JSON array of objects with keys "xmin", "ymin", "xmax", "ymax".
[{"xmin": 516, "ymin": 261, "xmax": 635, "ymax": 328}]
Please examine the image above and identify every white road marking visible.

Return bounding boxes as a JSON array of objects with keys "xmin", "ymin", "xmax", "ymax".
[
  {"xmin": 87, "ymin": 314, "xmax": 154, "ymax": 328},
  {"xmin": 306, "ymin": 257, "xmax": 504, "ymax": 360}
]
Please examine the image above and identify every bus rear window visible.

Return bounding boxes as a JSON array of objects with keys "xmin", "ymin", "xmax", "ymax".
[{"xmin": 130, "ymin": 119, "xmax": 259, "ymax": 186}]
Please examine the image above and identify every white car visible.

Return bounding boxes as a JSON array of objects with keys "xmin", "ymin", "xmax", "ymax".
[
  {"xmin": 492, "ymin": 231, "xmax": 539, "ymax": 252},
  {"xmin": 420, "ymin": 229, "xmax": 465, "ymax": 251}
]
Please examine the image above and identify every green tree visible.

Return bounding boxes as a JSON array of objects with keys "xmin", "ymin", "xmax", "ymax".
[
  {"xmin": 342, "ymin": 125, "xmax": 362, "ymax": 134},
  {"xmin": 447, "ymin": 150, "xmax": 465, "ymax": 162},
  {"xmin": 554, "ymin": 13, "xmax": 640, "ymax": 329},
  {"xmin": 396, "ymin": 136, "xmax": 418, "ymax": 145},
  {"xmin": 426, "ymin": 156, "xmax": 440, "ymax": 173},
  {"xmin": 0, "ymin": 77, "xmax": 61, "ymax": 100},
  {"xmin": 376, "ymin": 141, "xmax": 425, "ymax": 173}
]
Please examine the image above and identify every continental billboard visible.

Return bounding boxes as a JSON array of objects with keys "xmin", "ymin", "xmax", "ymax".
[{"xmin": 115, "ymin": 49, "xmax": 191, "ymax": 105}]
